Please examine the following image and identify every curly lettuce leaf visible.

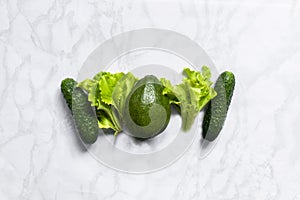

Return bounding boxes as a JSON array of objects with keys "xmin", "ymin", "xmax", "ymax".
[
  {"xmin": 183, "ymin": 66, "xmax": 217, "ymax": 111},
  {"xmin": 112, "ymin": 72, "xmax": 138, "ymax": 118},
  {"xmin": 93, "ymin": 71, "xmax": 108, "ymax": 81},
  {"xmin": 172, "ymin": 82, "xmax": 199, "ymax": 131},
  {"xmin": 99, "ymin": 72, "xmax": 125, "ymax": 105},
  {"xmin": 160, "ymin": 78, "xmax": 180, "ymax": 105},
  {"xmin": 77, "ymin": 79, "xmax": 98, "ymax": 107},
  {"xmin": 78, "ymin": 72, "xmax": 125, "ymax": 135},
  {"xmin": 96, "ymin": 109, "xmax": 115, "ymax": 129},
  {"xmin": 161, "ymin": 66, "xmax": 217, "ymax": 131}
]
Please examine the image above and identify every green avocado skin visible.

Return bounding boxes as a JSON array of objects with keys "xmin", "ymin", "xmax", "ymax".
[
  {"xmin": 129, "ymin": 82, "xmax": 169, "ymax": 127},
  {"xmin": 61, "ymin": 78, "xmax": 98, "ymax": 144},
  {"xmin": 125, "ymin": 75, "xmax": 171, "ymax": 138},
  {"xmin": 202, "ymin": 71, "xmax": 235, "ymax": 141}
]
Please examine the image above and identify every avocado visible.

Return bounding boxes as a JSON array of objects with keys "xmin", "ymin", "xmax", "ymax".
[
  {"xmin": 123, "ymin": 75, "xmax": 171, "ymax": 139},
  {"xmin": 202, "ymin": 71, "xmax": 235, "ymax": 141}
]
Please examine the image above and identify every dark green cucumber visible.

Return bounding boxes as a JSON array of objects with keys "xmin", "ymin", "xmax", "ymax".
[
  {"xmin": 61, "ymin": 78, "xmax": 77, "ymax": 111},
  {"xmin": 202, "ymin": 71, "xmax": 235, "ymax": 141},
  {"xmin": 61, "ymin": 78, "xmax": 98, "ymax": 144}
]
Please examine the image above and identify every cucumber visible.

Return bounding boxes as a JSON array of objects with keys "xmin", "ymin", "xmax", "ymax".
[
  {"xmin": 202, "ymin": 71, "xmax": 235, "ymax": 141},
  {"xmin": 61, "ymin": 78, "xmax": 77, "ymax": 111},
  {"xmin": 61, "ymin": 78, "xmax": 99, "ymax": 144}
]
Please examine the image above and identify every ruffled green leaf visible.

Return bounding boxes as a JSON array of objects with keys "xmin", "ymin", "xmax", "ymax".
[
  {"xmin": 160, "ymin": 78, "xmax": 180, "ymax": 105},
  {"xmin": 112, "ymin": 72, "xmax": 138, "ymax": 116},
  {"xmin": 78, "ymin": 72, "xmax": 123, "ymax": 134},
  {"xmin": 99, "ymin": 72, "xmax": 125, "ymax": 105},
  {"xmin": 183, "ymin": 66, "xmax": 217, "ymax": 111},
  {"xmin": 77, "ymin": 79, "xmax": 98, "ymax": 107},
  {"xmin": 160, "ymin": 66, "xmax": 217, "ymax": 131},
  {"xmin": 96, "ymin": 109, "xmax": 115, "ymax": 129}
]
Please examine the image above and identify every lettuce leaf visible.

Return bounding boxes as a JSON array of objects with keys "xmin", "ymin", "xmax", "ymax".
[
  {"xmin": 161, "ymin": 66, "xmax": 217, "ymax": 131},
  {"xmin": 78, "ymin": 72, "xmax": 126, "ymax": 135},
  {"xmin": 96, "ymin": 109, "xmax": 115, "ymax": 129},
  {"xmin": 77, "ymin": 79, "xmax": 98, "ymax": 106},
  {"xmin": 182, "ymin": 66, "xmax": 216, "ymax": 111},
  {"xmin": 172, "ymin": 82, "xmax": 199, "ymax": 131},
  {"xmin": 160, "ymin": 78, "xmax": 180, "ymax": 105},
  {"xmin": 112, "ymin": 72, "xmax": 138, "ymax": 119},
  {"xmin": 78, "ymin": 72, "xmax": 138, "ymax": 136},
  {"xmin": 99, "ymin": 72, "xmax": 125, "ymax": 105}
]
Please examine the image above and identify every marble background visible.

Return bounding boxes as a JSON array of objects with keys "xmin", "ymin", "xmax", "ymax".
[{"xmin": 1, "ymin": 0, "xmax": 300, "ymax": 199}]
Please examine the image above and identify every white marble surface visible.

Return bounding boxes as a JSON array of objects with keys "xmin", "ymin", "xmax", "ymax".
[{"xmin": 1, "ymin": 0, "xmax": 300, "ymax": 199}]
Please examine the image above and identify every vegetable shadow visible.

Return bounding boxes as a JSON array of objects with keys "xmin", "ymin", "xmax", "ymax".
[{"xmin": 199, "ymin": 137, "xmax": 217, "ymax": 159}]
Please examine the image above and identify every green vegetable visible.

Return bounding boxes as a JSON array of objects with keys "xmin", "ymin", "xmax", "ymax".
[
  {"xmin": 99, "ymin": 72, "xmax": 125, "ymax": 105},
  {"xmin": 61, "ymin": 78, "xmax": 77, "ymax": 111},
  {"xmin": 112, "ymin": 72, "xmax": 139, "ymax": 123},
  {"xmin": 202, "ymin": 71, "xmax": 235, "ymax": 141},
  {"xmin": 78, "ymin": 72, "xmax": 138, "ymax": 136},
  {"xmin": 123, "ymin": 75, "xmax": 171, "ymax": 138},
  {"xmin": 62, "ymin": 66, "xmax": 222, "ymax": 140},
  {"xmin": 61, "ymin": 78, "xmax": 99, "ymax": 144},
  {"xmin": 161, "ymin": 66, "xmax": 217, "ymax": 131},
  {"xmin": 72, "ymin": 87, "xmax": 99, "ymax": 144}
]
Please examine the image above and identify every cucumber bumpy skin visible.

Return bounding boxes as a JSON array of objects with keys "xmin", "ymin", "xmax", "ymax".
[
  {"xmin": 61, "ymin": 78, "xmax": 99, "ymax": 144},
  {"xmin": 61, "ymin": 78, "xmax": 77, "ymax": 111},
  {"xmin": 202, "ymin": 71, "xmax": 235, "ymax": 141}
]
